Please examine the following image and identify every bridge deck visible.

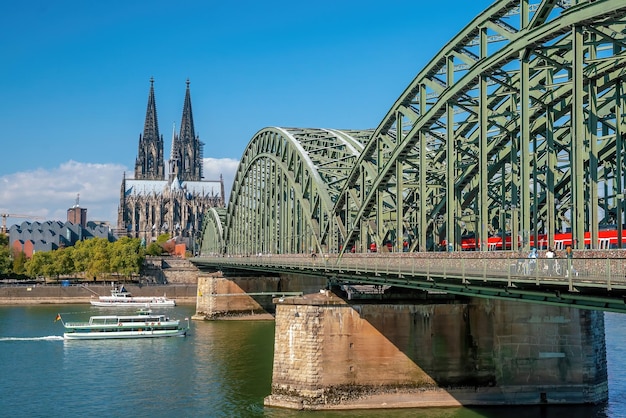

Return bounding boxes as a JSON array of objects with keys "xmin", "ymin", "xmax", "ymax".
[{"xmin": 192, "ymin": 251, "xmax": 626, "ymax": 313}]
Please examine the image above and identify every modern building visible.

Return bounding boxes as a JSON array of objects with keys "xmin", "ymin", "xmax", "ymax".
[
  {"xmin": 117, "ymin": 79, "xmax": 225, "ymax": 249},
  {"xmin": 9, "ymin": 202, "xmax": 114, "ymax": 258}
]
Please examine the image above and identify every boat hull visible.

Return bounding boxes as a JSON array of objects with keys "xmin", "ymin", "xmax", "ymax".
[
  {"xmin": 90, "ymin": 300, "xmax": 176, "ymax": 307},
  {"xmin": 90, "ymin": 286, "xmax": 176, "ymax": 307},
  {"xmin": 64, "ymin": 328, "xmax": 187, "ymax": 340}
]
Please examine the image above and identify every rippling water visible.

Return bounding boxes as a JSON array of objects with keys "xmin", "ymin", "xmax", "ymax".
[{"xmin": 0, "ymin": 305, "xmax": 624, "ymax": 417}]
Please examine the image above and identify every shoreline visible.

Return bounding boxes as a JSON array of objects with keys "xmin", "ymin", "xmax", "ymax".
[
  {"xmin": 0, "ymin": 283, "xmax": 197, "ymax": 306},
  {"xmin": 0, "ymin": 298, "xmax": 198, "ymax": 305}
]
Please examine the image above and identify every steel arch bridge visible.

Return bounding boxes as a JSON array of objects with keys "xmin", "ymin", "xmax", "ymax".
[{"xmin": 201, "ymin": 0, "xmax": 626, "ymax": 257}]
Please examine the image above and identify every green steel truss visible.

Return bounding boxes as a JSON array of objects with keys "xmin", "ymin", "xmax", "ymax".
[
  {"xmin": 205, "ymin": 0, "xmax": 626, "ymax": 256},
  {"xmin": 200, "ymin": 207, "xmax": 227, "ymax": 255},
  {"xmin": 220, "ymin": 128, "xmax": 371, "ymax": 255},
  {"xmin": 338, "ymin": 0, "xmax": 626, "ymax": 254}
]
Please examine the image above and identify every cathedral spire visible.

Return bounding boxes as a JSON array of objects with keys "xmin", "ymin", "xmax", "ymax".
[
  {"xmin": 144, "ymin": 77, "xmax": 160, "ymax": 141},
  {"xmin": 179, "ymin": 79, "xmax": 196, "ymax": 144},
  {"xmin": 170, "ymin": 79, "xmax": 203, "ymax": 181},
  {"xmin": 135, "ymin": 77, "xmax": 165, "ymax": 180}
]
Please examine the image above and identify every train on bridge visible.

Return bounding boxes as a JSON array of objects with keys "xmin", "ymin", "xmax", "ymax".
[
  {"xmin": 350, "ymin": 227, "xmax": 626, "ymax": 253},
  {"xmin": 456, "ymin": 227, "xmax": 626, "ymax": 251}
]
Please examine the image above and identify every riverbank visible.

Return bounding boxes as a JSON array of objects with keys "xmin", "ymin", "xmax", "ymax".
[{"xmin": 0, "ymin": 283, "xmax": 197, "ymax": 305}]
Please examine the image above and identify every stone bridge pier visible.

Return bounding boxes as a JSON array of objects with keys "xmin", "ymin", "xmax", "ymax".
[
  {"xmin": 194, "ymin": 272, "xmax": 326, "ymax": 320},
  {"xmin": 264, "ymin": 289, "xmax": 608, "ymax": 410}
]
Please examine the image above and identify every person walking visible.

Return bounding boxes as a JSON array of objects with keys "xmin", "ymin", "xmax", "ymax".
[
  {"xmin": 545, "ymin": 247, "xmax": 556, "ymax": 275},
  {"xmin": 527, "ymin": 247, "xmax": 538, "ymax": 274}
]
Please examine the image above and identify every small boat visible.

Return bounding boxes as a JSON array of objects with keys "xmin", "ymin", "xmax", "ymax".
[
  {"xmin": 59, "ymin": 310, "xmax": 188, "ymax": 340},
  {"xmin": 90, "ymin": 285, "xmax": 176, "ymax": 307}
]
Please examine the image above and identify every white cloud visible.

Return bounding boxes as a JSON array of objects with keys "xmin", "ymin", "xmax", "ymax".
[
  {"xmin": 203, "ymin": 157, "xmax": 239, "ymax": 201},
  {"xmin": 0, "ymin": 158, "xmax": 239, "ymax": 228}
]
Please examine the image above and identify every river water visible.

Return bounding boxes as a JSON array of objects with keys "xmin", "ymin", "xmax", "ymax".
[{"xmin": 0, "ymin": 304, "xmax": 623, "ymax": 418}]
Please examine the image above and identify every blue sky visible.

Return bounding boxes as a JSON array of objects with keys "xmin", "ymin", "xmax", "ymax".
[{"xmin": 0, "ymin": 0, "xmax": 491, "ymax": 226}]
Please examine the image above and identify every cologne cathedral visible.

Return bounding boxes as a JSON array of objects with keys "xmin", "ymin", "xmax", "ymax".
[{"xmin": 117, "ymin": 78, "xmax": 225, "ymax": 249}]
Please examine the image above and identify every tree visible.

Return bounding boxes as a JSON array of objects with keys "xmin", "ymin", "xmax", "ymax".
[
  {"xmin": 39, "ymin": 252, "xmax": 60, "ymax": 278},
  {"xmin": 110, "ymin": 237, "xmax": 144, "ymax": 278},
  {"xmin": 12, "ymin": 250, "xmax": 27, "ymax": 275},
  {"xmin": 146, "ymin": 242, "xmax": 164, "ymax": 256},
  {"xmin": 22, "ymin": 236, "xmax": 147, "ymax": 281},
  {"xmin": 25, "ymin": 251, "xmax": 49, "ymax": 279},
  {"xmin": 156, "ymin": 233, "xmax": 170, "ymax": 245},
  {"xmin": 0, "ymin": 240, "xmax": 11, "ymax": 276},
  {"xmin": 54, "ymin": 247, "xmax": 75, "ymax": 277}
]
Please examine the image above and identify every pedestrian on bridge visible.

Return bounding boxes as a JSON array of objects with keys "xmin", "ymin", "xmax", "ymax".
[
  {"xmin": 525, "ymin": 247, "xmax": 538, "ymax": 274},
  {"xmin": 565, "ymin": 245, "xmax": 577, "ymax": 277},
  {"xmin": 545, "ymin": 247, "xmax": 556, "ymax": 276}
]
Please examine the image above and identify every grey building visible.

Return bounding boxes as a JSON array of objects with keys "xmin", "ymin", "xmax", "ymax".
[{"xmin": 9, "ymin": 220, "xmax": 114, "ymax": 257}]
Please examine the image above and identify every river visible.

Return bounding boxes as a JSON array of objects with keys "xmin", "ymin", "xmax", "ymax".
[{"xmin": 0, "ymin": 304, "xmax": 623, "ymax": 417}]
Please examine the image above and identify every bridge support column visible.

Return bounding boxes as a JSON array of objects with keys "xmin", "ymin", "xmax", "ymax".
[
  {"xmin": 194, "ymin": 272, "xmax": 326, "ymax": 320},
  {"xmin": 194, "ymin": 272, "xmax": 277, "ymax": 320},
  {"xmin": 264, "ymin": 291, "xmax": 607, "ymax": 410}
]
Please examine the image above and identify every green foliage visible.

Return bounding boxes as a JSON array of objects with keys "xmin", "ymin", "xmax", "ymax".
[
  {"xmin": 156, "ymin": 233, "xmax": 170, "ymax": 244},
  {"xmin": 146, "ymin": 242, "xmax": 164, "ymax": 256},
  {"xmin": 54, "ymin": 247, "xmax": 75, "ymax": 276},
  {"xmin": 12, "ymin": 251, "xmax": 27, "ymax": 275},
  {"xmin": 25, "ymin": 251, "xmax": 49, "ymax": 278},
  {"xmin": 110, "ymin": 237, "xmax": 145, "ymax": 277},
  {"xmin": 35, "ymin": 252, "xmax": 58, "ymax": 278},
  {"xmin": 0, "ymin": 242, "xmax": 11, "ymax": 276},
  {"xmin": 23, "ymin": 237, "xmax": 145, "ymax": 280}
]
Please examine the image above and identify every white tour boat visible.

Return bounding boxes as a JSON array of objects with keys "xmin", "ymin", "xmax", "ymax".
[
  {"xmin": 58, "ymin": 310, "xmax": 188, "ymax": 340},
  {"xmin": 90, "ymin": 285, "xmax": 176, "ymax": 307}
]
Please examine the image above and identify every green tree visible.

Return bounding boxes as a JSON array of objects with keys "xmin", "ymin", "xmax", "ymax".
[
  {"xmin": 12, "ymin": 250, "xmax": 27, "ymax": 275},
  {"xmin": 72, "ymin": 238, "xmax": 107, "ymax": 278},
  {"xmin": 25, "ymin": 251, "xmax": 49, "ymax": 279},
  {"xmin": 110, "ymin": 237, "xmax": 144, "ymax": 278},
  {"xmin": 156, "ymin": 233, "xmax": 170, "ymax": 244},
  {"xmin": 71, "ymin": 240, "xmax": 90, "ymax": 275},
  {"xmin": 84, "ymin": 238, "xmax": 112, "ymax": 279},
  {"xmin": 146, "ymin": 241, "xmax": 164, "ymax": 256},
  {"xmin": 24, "ymin": 237, "xmax": 148, "ymax": 281},
  {"xmin": 40, "ymin": 251, "xmax": 60, "ymax": 278},
  {"xmin": 0, "ymin": 240, "xmax": 11, "ymax": 276},
  {"xmin": 54, "ymin": 247, "xmax": 76, "ymax": 277}
]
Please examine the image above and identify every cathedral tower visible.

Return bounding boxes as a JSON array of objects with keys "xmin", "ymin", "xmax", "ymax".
[
  {"xmin": 170, "ymin": 79, "xmax": 204, "ymax": 182},
  {"xmin": 135, "ymin": 77, "xmax": 165, "ymax": 180},
  {"xmin": 118, "ymin": 78, "xmax": 224, "ymax": 248}
]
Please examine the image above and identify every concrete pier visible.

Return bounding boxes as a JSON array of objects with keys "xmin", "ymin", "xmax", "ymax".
[
  {"xmin": 194, "ymin": 272, "xmax": 326, "ymax": 320},
  {"xmin": 264, "ymin": 290, "xmax": 608, "ymax": 410}
]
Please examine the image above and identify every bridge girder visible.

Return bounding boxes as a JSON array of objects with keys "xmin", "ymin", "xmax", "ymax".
[
  {"xmin": 204, "ymin": 0, "xmax": 626, "ymax": 256},
  {"xmin": 335, "ymin": 0, "xmax": 626, "ymax": 254},
  {"xmin": 200, "ymin": 207, "xmax": 227, "ymax": 255},
  {"xmin": 221, "ymin": 127, "xmax": 371, "ymax": 255}
]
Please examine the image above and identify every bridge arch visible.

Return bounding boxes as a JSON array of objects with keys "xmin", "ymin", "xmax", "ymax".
[
  {"xmin": 336, "ymin": 0, "xmax": 626, "ymax": 253},
  {"xmin": 222, "ymin": 127, "xmax": 371, "ymax": 255},
  {"xmin": 203, "ymin": 0, "xmax": 626, "ymax": 256},
  {"xmin": 199, "ymin": 207, "xmax": 227, "ymax": 255}
]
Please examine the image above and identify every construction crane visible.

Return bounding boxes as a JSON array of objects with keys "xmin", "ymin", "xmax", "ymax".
[{"xmin": 0, "ymin": 213, "xmax": 45, "ymax": 234}]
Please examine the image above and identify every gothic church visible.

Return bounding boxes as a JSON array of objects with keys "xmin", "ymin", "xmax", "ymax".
[{"xmin": 117, "ymin": 79, "xmax": 224, "ymax": 249}]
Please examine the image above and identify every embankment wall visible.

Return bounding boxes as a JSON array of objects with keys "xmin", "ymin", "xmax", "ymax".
[{"xmin": 0, "ymin": 284, "xmax": 197, "ymax": 305}]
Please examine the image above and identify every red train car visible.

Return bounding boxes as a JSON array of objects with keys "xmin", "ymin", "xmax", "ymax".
[{"xmin": 456, "ymin": 227, "xmax": 626, "ymax": 251}]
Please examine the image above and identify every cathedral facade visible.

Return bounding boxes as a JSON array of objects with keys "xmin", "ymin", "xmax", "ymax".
[{"xmin": 117, "ymin": 79, "xmax": 225, "ymax": 250}]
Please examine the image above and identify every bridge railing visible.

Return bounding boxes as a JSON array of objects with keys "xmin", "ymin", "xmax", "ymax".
[{"xmin": 197, "ymin": 253, "xmax": 626, "ymax": 293}]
